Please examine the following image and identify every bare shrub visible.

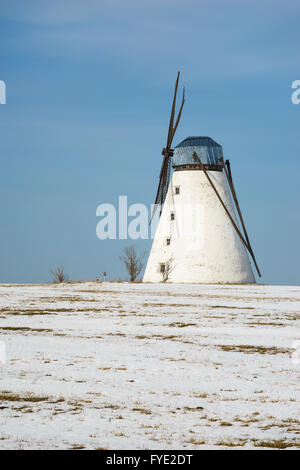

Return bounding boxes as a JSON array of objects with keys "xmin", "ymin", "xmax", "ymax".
[
  {"xmin": 162, "ymin": 257, "xmax": 174, "ymax": 282},
  {"xmin": 50, "ymin": 266, "xmax": 69, "ymax": 283},
  {"xmin": 119, "ymin": 246, "xmax": 145, "ymax": 282}
]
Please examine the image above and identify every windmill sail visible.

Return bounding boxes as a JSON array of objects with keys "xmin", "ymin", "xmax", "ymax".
[{"xmin": 151, "ymin": 72, "xmax": 185, "ymax": 220}]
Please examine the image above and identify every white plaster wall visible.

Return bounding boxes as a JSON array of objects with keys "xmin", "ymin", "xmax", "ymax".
[{"xmin": 143, "ymin": 170, "xmax": 256, "ymax": 284}]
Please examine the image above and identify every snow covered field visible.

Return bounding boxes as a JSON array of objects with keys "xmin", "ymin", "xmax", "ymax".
[{"xmin": 0, "ymin": 282, "xmax": 299, "ymax": 450}]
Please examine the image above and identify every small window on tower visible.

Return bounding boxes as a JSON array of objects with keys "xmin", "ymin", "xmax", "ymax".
[
  {"xmin": 166, "ymin": 238, "xmax": 170, "ymax": 246},
  {"xmin": 160, "ymin": 263, "xmax": 165, "ymax": 273},
  {"xmin": 175, "ymin": 186, "xmax": 180, "ymax": 195},
  {"xmin": 170, "ymin": 212, "xmax": 175, "ymax": 221}
]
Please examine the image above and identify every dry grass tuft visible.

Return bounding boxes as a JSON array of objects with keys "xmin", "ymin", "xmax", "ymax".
[
  {"xmin": 0, "ymin": 392, "xmax": 49, "ymax": 403},
  {"xmin": 254, "ymin": 440, "xmax": 300, "ymax": 449},
  {"xmin": 188, "ymin": 437, "xmax": 205, "ymax": 445},
  {"xmin": 70, "ymin": 443, "xmax": 86, "ymax": 450},
  {"xmin": 219, "ymin": 344, "xmax": 290, "ymax": 355},
  {"xmin": 217, "ymin": 439, "xmax": 246, "ymax": 447},
  {"xmin": 132, "ymin": 407, "xmax": 152, "ymax": 415},
  {"xmin": 0, "ymin": 326, "xmax": 52, "ymax": 333},
  {"xmin": 184, "ymin": 406, "xmax": 204, "ymax": 412}
]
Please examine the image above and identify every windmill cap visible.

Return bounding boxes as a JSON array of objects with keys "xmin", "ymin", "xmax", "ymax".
[
  {"xmin": 175, "ymin": 136, "xmax": 222, "ymax": 148},
  {"xmin": 173, "ymin": 136, "xmax": 223, "ymax": 167}
]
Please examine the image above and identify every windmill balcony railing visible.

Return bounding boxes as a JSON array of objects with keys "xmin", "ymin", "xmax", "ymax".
[{"xmin": 174, "ymin": 163, "xmax": 223, "ymax": 172}]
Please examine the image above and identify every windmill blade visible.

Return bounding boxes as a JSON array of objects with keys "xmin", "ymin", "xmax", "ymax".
[
  {"xmin": 151, "ymin": 152, "xmax": 172, "ymax": 222},
  {"xmin": 154, "ymin": 155, "xmax": 169, "ymax": 206},
  {"xmin": 193, "ymin": 152, "xmax": 250, "ymax": 252},
  {"xmin": 166, "ymin": 72, "xmax": 180, "ymax": 150},
  {"xmin": 171, "ymin": 87, "xmax": 185, "ymax": 142},
  {"xmin": 223, "ymin": 159, "xmax": 261, "ymax": 278},
  {"xmin": 193, "ymin": 151, "xmax": 261, "ymax": 278},
  {"xmin": 151, "ymin": 72, "xmax": 185, "ymax": 222},
  {"xmin": 161, "ymin": 154, "xmax": 172, "ymax": 204}
]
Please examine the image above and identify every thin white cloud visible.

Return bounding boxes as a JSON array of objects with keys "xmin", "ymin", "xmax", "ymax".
[{"xmin": 1, "ymin": 0, "xmax": 299, "ymax": 80}]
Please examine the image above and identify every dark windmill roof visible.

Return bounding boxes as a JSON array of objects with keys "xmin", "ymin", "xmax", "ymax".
[
  {"xmin": 175, "ymin": 136, "xmax": 222, "ymax": 149},
  {"xmin": 173, "ymin": 136, "xmax": 223, "ymax": 167}
]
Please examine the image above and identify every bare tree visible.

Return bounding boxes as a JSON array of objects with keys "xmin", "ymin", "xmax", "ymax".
[
  {"xmin": 119, "ymin": 246, "xmax": 145, "ymax": 282},
  {"xmin": 162, "ymin": 257, "xmax": 175, "ymax": 282},
  {"xmin": 50, "ymin": 266, "xmax": 69, "ymax": 283}
]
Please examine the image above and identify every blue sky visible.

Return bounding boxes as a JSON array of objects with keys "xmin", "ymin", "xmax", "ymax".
[{"xmin": 0, "ymin": 0, "xmax": 299, "ymax": 284}]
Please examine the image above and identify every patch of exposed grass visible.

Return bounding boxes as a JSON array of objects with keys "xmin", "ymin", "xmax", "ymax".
[
  {"xmin": 143, "ymin": 303, "xmax": 165, "ymax": 307},
  {"xmin": 0, "ymin": 327, "xmax": 52, "ymax": 333},
  {"xmin": 16, "ymin": 407, "xmax": 34, "ymax": 413},
  {"xmin": 217, "ymin": 440, "xmax": 246, "ymax": 447},
  {"xmin": 0, "ymin": 392, "xmax": 48, "ymax": 403},
  {"xmin": 253, "ymin": 440, "xmax": 300, "ymax": 449},
  {"xmin": 70, "ymin": 443, "xmax": 86, "ymax": 450},
  {"xmin": 219, "ymin": 344, "xmax": 290, "ymax": 355},
  {"xmin": 40, "ymin": 295, "xmax": 104, "ymax": 304},
  {"xmin": 234, "ymin": 415, "xmax": 260, "ymax": 424},
  {"xmin": 39, "ymin": 296, "xmax": 83, "ymax": 302},
  {"xmin": 283, "ymin": 418, "xmax": 300, "ymax": 425},
  {"xmin": 188, "ymin": 437, "xmax": 205, "ymax": 445},
  {"xmin": 106, "ymin": 333, "xmax": 126, "ymax": 337},
  {"xmin": 144, "ymin": 302, "xmax": 197, "ymax": 308},
  {"xmin": 141, "ymin": 424, "xmax": 160, "ymax": 429},
  {"xmin": 218, "ymin": 397, "xmax": 239, "ymax": 402},
  {"xmin": 246, "ymin": 322, "xmax": 285, "ymax": 327},
  {"xmin": 184, "ymin": 406, "xmax": 204, "ymax": 412},
  {"xmin": 53, "ymin": 397, "xmax": 65, "ymax": 403},
  {"xmin": 0, "ymin": 391, "xmax": 66, "ymax": 405},
  {"xmin": 135, "ymin": 334, "xmax": 180, "ymax": 341},
  {"xmin": 166, "ymin": 357, "xmax": 186, "ymax": 362},
  {"xmin": 77, "ymin": 290, "xmax": 102, "ymax": 293},
  {"xmin": 156, "ymin": 334, "xmax": 180, "ymax": 340},
  {"xmin": 132, "ymin": 407, "xmax": 152, "ymax": 415},
  {"xmin": 104, "ymin": 404, "xmax": 120, "ymax": 410},
  {"xmin": 210, "ymin": 305, "xmax": 254, "ymax": 309},
  {"xmin": 0, "ymin": 308, "xmax": 58, "ymax": 316},
  {"xmin": 168, "ymin": 322, "xmax": 197, "ymax": 328}
]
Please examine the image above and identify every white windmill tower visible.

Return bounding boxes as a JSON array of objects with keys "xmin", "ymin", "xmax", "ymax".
[{"xmin": 143, "ymin": 73, "xmax": 261, "ymax": 284}]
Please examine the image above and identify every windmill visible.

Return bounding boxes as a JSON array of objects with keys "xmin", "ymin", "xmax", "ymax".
[{"xmin": 143, "ymin": 73, "xmax": 261, "ymax": 284}]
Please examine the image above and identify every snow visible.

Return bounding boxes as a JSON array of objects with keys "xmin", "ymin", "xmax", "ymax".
[{"xmin": 0, "ymin": 282, "xmax": 299, "ymax": 449}]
